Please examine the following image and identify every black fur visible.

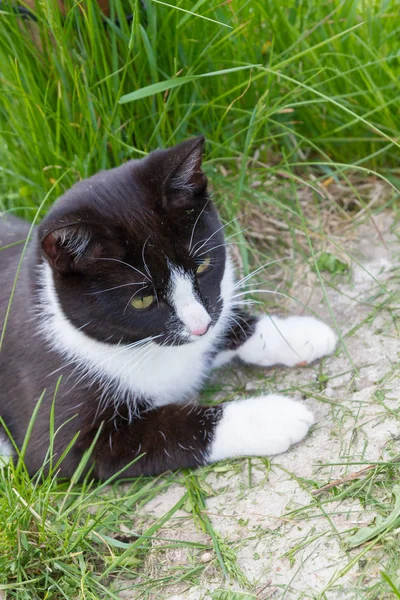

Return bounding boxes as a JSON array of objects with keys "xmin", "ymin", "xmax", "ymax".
[{"xmin": 0, "ymin": 138, "xmax": 256, "ymax": 479}]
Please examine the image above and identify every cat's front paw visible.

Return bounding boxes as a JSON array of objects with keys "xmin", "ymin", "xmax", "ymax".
[
  {"xmin": 208, "ymin": 395, "xmax": 314, "ymax": 461},
  {"xmin": 237, "ymin": 315, "xmax": 337, "ymax": 367}
]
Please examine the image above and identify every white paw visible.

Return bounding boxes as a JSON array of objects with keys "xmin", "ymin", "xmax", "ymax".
[
  {"xmin": 212, "ymin": 349, "xmax": 237, "ymax": 369},
  {"xmin": 237, "ymin": 315, "xmax": 337, "ymax": 367},
  {"xmin": 208, "ymin": 395, "xmax": 314, "ymax": 462}
]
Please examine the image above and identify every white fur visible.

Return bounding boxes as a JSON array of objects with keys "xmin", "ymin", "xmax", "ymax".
[
  {"xmin": 170, "ymin": 145, "xmax": 202, "ymax": 192},
  {"xmin": 208, "ymin": 395, "xmax": 314, "ymax": 462},
  {"xmin": 170, "ymin": 269, "xmax": 211, "ymax": 336},
  {"xmin": 55, "ymin": 226, "xmax": 91, "ymax": 259},
  {"xmin": 38, "ymin": 256, "xmax": 235, "ymax": 409},
  {"xmin": 236, "ymin": 315, "xmax": 337, "ymax": 367},
  {"xmin": 212, "ymin": 348, "xmax": 237, "ymax": 368}
]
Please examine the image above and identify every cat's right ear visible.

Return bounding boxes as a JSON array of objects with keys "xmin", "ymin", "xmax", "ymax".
[
  {"xmin": 40, "ymin": 223, "xmax": 100, "ymax": 274},
  {"xmin": 162, "ymin": 136, "xmax": 207, "ymax": 209}
]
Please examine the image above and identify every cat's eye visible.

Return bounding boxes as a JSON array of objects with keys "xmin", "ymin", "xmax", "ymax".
[
  {"xmin": 196, "ymin": 255, "xmax": 211, "ymax": 275},
  {"xmin": 131, "ymin": 295, "xmax": 155, "ymax": 310}
]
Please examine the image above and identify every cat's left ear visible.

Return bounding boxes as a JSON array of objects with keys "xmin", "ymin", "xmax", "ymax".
[
  {"xmin": 39, "ymin": 222, "xmax": 113, "ymax": 275},
  {"xmin": 163, "ymin": 136, "xmax": 207, "ymax": 209}
]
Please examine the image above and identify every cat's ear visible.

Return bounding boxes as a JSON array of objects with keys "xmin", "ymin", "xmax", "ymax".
[
  {"xmin": 163, "ymin": 136, "xmax": 207, "ymax": 209},
  {"xmin": 40, "ymin": 223, "xmax": 101, "ymax": 274}
]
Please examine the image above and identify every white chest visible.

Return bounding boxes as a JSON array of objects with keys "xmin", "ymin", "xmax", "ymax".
[{"xmin": 39, "ymin": 259, "xmax": 234, "ymax": 407}]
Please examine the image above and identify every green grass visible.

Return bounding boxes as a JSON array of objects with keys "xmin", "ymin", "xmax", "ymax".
[
  {"xmin": 1, "ymin": 0, "xmax": 400, "ymax": 219},
  {"xmin": 0, "ymin": 452, "xmax": 195, "ymax": 598},
  {"xmin": 0, "ymin": 401, "xmax": 260, "ymax": 598},
  {"xmin": 2, "ymin": 0, "xmax": 400, "ymax": 598}
]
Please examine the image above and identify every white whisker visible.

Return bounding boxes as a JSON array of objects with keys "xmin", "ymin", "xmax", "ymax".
[
  {"xmin": 228, "ymin": 315, "xmax": 247, "ymax": 337},
  {"xmin": 233, "ymin": 258, "xmax": 288, "ymax": 289},
  {"xmin": 111, "ymin": 334, "xmax": 158, "ymax": 353},
  {"xmin": 197, "ymin": 243, "xmax": 232, "ymax": 257},
  {"xmin": 232, "ymin": 289, "xmax": 292, "ymax": 301},
  {"xmin": 190, "ymin": 214, "xmax": 246, "ymax": 257},
  {"xmin": 142, "ymin": 236, "xmax": 152, "ymax": 281},
  {"xmin": 46, "ymin": 334, "xmax": 163, "ymax": 379},
  {"xmin": 123, "ymin": 285, "xmax": 147, "ymax": 314},
  {"xmin": 196, "ymin": 229, "xmax": 250, "ymax": 257},
  {"xmin": 225, "ymin": 227, "xmax": 249, "ymax": 241},
  {"xmin": 189, "ymin": 199, "xmax": 210, "ymax": 253},
  {"xmin": 89, "ymin": 256, "xmax": 150, "ymax": 282},
  {"xmin": 86, "ymin": 281, "xmax": 147, "ymax": 296}
]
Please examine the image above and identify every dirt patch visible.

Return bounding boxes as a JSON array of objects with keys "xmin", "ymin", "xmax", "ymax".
[{"xmin": 119, "ymin": 210, "xmax": 400, "ymax": 599}]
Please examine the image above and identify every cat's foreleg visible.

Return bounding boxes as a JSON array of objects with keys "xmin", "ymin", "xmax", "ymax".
[
  {"xmin": 87, "ymin": 396, "xmax": 314, "ymax": 478},
  {"xmin": 213, "ymin": 309, "xmax": 258, "ymax": 368},
  {"xmin": 215, "ymin": 310, "xmax": 337, "ymax": 368},
  {"xmin": 237, "ymin": 314, "xmax": 337, "ymax": 367}
]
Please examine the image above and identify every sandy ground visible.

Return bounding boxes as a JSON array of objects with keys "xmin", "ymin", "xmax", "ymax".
[{"xmin": 119, "ymin": 210, "xmax": 400, "ymax": 599}]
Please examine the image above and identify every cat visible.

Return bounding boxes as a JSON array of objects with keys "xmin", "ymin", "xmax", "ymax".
[{"xmin": 0, "ymin": 137, "xmax": 337, "ymax": 479}]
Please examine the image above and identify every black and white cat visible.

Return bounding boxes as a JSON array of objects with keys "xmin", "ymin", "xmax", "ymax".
[{"xmin": 0, "ymin": 137, "xmax": 337, "ymax": 479}]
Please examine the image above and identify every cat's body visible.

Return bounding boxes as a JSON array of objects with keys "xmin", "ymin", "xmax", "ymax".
[{"xmin": 0, "ymin": 138, "xmax": 337, "ymax": 478}]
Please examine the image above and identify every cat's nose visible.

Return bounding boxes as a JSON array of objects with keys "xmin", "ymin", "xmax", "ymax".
[
  {"xmin": 178, "ymin": 299, "xmax": 212, "ymax": 337},
  {"xmin": 191, "ymin": 321, "xmax": 212, "ymax": 337}
]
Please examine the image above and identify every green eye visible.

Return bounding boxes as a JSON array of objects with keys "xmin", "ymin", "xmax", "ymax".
[
  {"xmin": 131, "ymin": 295, "xmax": 154, "ymax": 310},
  {"xmin": 196, "ymin": 255, "xmax": 211, "ymax": 275}
]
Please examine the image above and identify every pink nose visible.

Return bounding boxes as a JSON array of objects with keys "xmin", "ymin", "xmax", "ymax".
[{"xmin": 191, "ymin": 322, "xmax": 211, "ymax": 336}]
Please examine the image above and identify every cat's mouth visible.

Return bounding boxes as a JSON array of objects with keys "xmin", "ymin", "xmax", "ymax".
[
  {"xmin": 177, "ymin": 331, "xmax": 214, "ymax": 346},
  {"xmin": 159, "ymin": 322, "xmax": 215, "ymax": 346},
  {"xmin": 187, "ymin": 328, "xmax": 213, "ymax": 343}
]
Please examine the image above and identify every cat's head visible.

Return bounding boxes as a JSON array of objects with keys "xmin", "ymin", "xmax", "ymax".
[{"xmin": 38, "ymin": 137, "xmax": 230, "ymax": 347}]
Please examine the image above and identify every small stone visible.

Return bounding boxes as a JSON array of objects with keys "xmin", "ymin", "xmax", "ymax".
[{"xmin": 200, "ymin": 551, "xmax": 213, "ymax": 563}]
